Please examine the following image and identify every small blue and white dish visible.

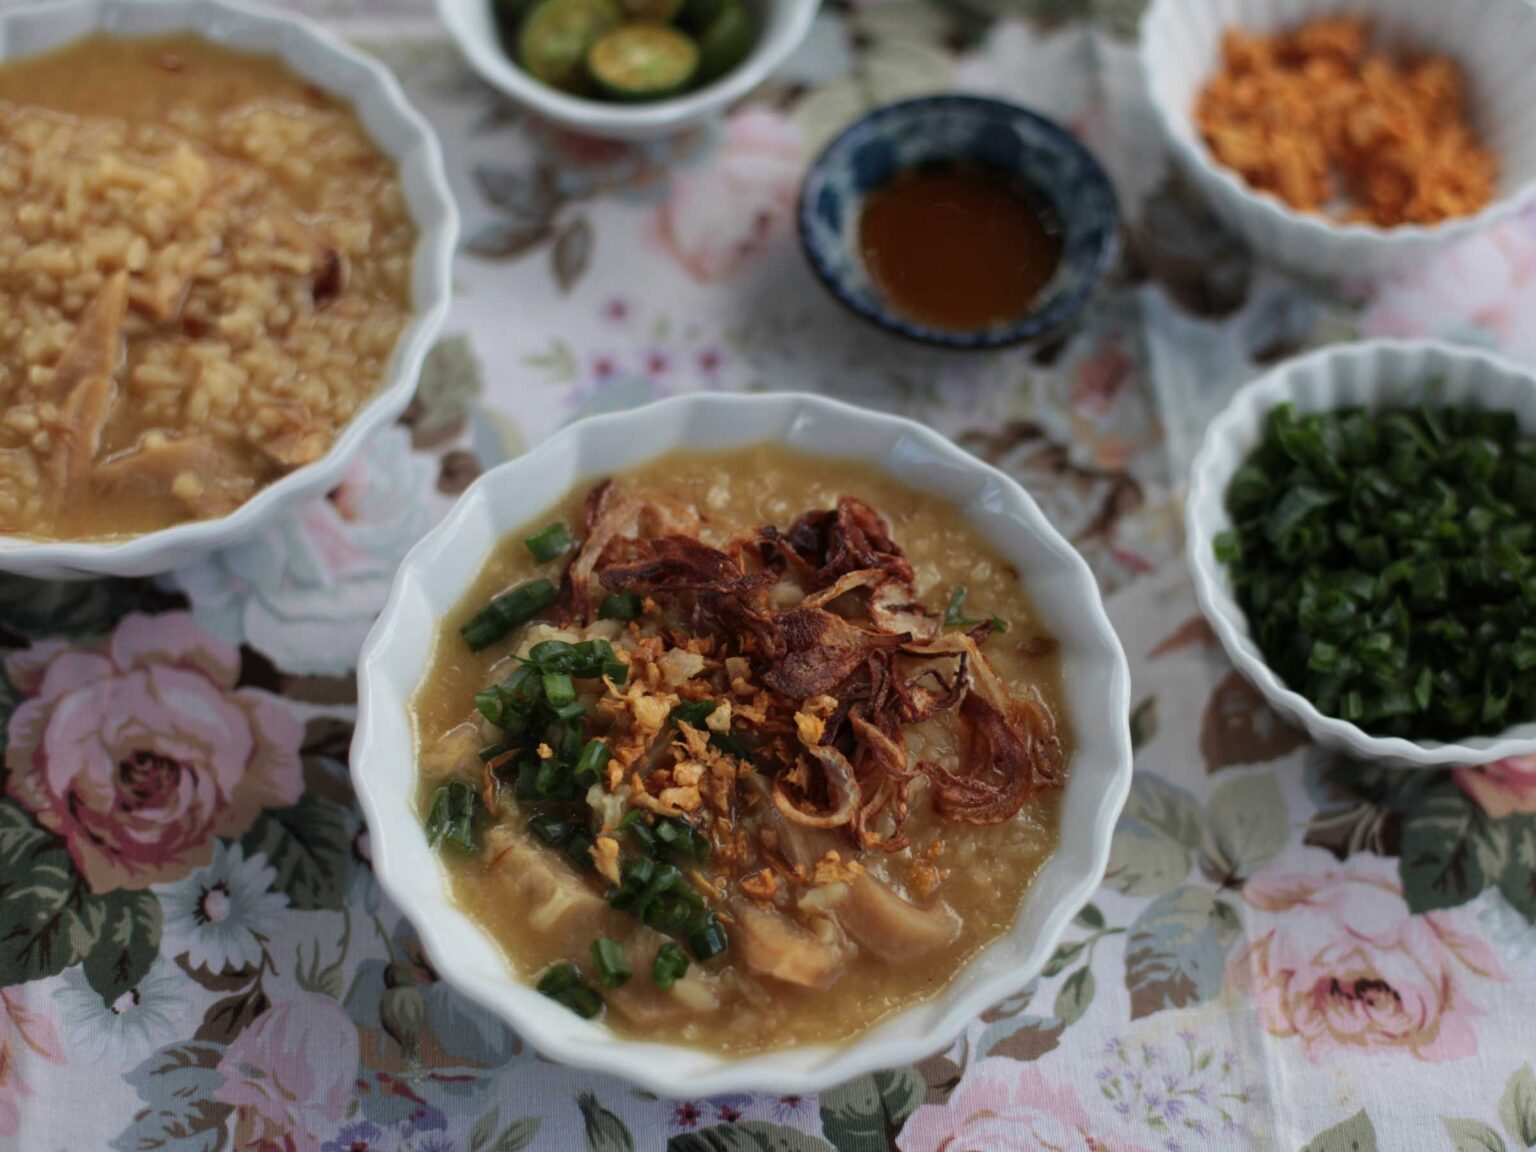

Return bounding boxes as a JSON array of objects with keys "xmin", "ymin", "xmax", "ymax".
[{"xmin": 798, "ymin": 95, "xmax": 1121, "ymax": 350}]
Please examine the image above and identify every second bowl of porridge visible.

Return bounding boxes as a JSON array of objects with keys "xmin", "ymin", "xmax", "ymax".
[{"xmin": 0, "ymin": 0, "xmax": 456, "ymax": 577}]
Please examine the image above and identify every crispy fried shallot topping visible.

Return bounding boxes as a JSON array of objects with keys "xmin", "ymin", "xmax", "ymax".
[{"xmin": 565, "ymin": 480, "xmax": 1064, "ymax": 855}]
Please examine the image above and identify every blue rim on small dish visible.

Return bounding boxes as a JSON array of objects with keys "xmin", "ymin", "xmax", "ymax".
[{"xmin": 798, "ymin": 95, "xmax": 1122, "ymax": 350}]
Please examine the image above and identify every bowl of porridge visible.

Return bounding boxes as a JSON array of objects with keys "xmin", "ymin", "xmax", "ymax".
[
  {"xmin": 352, "ymin": 392, "xmax": 1133, "ymax": 1092},
  {"xmin": 0, "ymin": 0, "xmax": 456, "ymax": 577}
]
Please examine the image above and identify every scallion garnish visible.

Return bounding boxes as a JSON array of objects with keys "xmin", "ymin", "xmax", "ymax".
[
  {"xmin": 669, "ymin": 699, "xmax": 715, "ymax": 728},
  {"xmin": 590, "ymin": 938, "xmax": 632, "ymax": 988},
  {"xmin": 529, "ymin": 812, "xmax": 569, "ymax": 846},
  {"xmin": 651, "ymin": 941, "xmax": 690, "ymax": 990},
  {"xmin": 542, "ymin": 671, "xmax": 576, "ymax": 708},
  {"xmin": 460, "ymin": 578, "xmax": 558, "ymax": 652},
  {"xmin": 599, "ymin": 591, "xmax": 642, "ymax": 620},
  {"xmin": 424, "ymin": 780, "xmax": 479, "ymax": 852},
  {"xmin": 574, "ymin": 739, "xmax": 611, "ymax": 788},
  {"xmin": 943, "ymin": 585, "xmax": 1007, "ymax": 633},
  {"xmin": 525, "ymin": 522, "xmax": 573, "ymax": 563},
  {"xmin": 685, "ymin": 912, "xmax": 729, "ymax": 961},
  {"xmin": 536, "ymin": 963, "xmax": 602, "ymax": 1018}
]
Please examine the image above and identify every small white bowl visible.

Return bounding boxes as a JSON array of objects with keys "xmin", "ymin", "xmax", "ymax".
[
  {"xmin": 1187, "ymin": 339, "xmax": 1536, "ymax": 768},
  {"xmin": 353, "ymin": 391, "xmax": 1133, "ymax": 1093},
  {"xmin": 0, "ymin": 0, "xmax": 457, "ymax": 580},
  {"xmin": 438, "ymin": 0, "xmax": 819, "ymax": 141},
  {"xmin": 1140, "ymin": 0, "xmax": 1536, "ymax": 283}
]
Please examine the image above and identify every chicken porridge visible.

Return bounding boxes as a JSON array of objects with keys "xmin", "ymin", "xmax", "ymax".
[
  {"xmin": 412, "ymin": 447, "xmax": 1071, "ymax": 1052},
  {"xmin": 0, "ymin": 34, "xmax": 415, "ymax": 539}
]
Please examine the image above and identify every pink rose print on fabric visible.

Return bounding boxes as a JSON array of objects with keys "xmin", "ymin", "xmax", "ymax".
[
  {"xmin": 0, "ymin": 986, "xmax": 63, "ymax": 1139},
  {"xmin": 4, "ymin": 611, "xmax": 304, "ymax": 892},
  {"xmin": 215, "ymin": 993, "xmax": 360, "ymax": 1152},
  {"xmin": 898, "ymin": 1060, "xmax": 1149, "ymax": 1152},
  {"xmin": 652, "ymin": 109, "xmax": 803, "ymax": 283},
  {"xmin": 1361, "ymin": 210, "xmax": 1536, "ymax": 365},
  {"xmin": 1453, "ymin": 755, "xmax": 1536, "ymax": 819},
  {"xmin": 1228, "ymin": 852, "xmax": 1505, "ymax": 1063}
]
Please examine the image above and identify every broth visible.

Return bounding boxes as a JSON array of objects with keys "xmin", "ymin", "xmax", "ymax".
[{"xmin": 411, "ymin": 446, "xmax": 1071, "ymax": 1053}]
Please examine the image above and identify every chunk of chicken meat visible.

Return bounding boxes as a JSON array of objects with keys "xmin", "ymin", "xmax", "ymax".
[
  {"xmin": 94, "ymin": 435, "xmax": 257, "ymax": 518},
  {"xmin": 732, "ymin": 901, "xmax": 847, "ymax": 989}
]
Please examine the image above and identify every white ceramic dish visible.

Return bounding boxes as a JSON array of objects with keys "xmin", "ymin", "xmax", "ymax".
[
  {"xmin": 1187, "ymin": 339, "xmax": 1536, "ymax": 768},
  {"xmin": 0, "ymin": 0, "xmax": 457, "ymax": 580},
  {"xmin": 353, "ymin": 391, "xmax": 1133, "ymax": 1093},
  {"xmin": 438, "ymin": 0, "xmax": 819, "ymax": 141},
  {"xmin": 1140, "ymin": 0, "xmax": 1536, "ymax": 283}
]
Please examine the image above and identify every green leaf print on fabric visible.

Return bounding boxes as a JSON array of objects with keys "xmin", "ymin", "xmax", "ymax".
[
  {"xmin": 1105, "ymin": 774, "xmax": 1202, "ymax": 897},
  {"xmin": 1443, "ymin": 1117, "xmax": 1510, "ymax": 1152},
  {"xmin": 579, "ymin": 1092, "xmax": 635, "ymax": 1152},
  {"xmin": 1400, "ymin": 780, "xmax": 1509, "ymax": 916},
  {"xmin": 406, "ymin": 335, "xmax": 485, "ymax": 450},
  {"xmin": 1199, "ymin": 772, "xmax": 1288, "ymax": 884},
  {"xmin": 468, "ymin": 1107, "xmax": 543, "ymax": 1152},
  {"xmin": 1053, "ymin": 966, "xmax": 1095, "ymax": 1026},
  {"xmin": 0, "ymin": 575, "xmax": 178, "ymax": 641},
  {"xmin": 1124, "ymin": 886, "xmax": 1241, "ymax": 1019},
  {"xmin": 0, "ymin": 800, "xmax": 105, "ymax": 984},
  {"xmin": 112, "ymin": 1041, "xmax": 234, "ymax": 1152},
  {"xmin": 818, "ymin": 1065, "xmax": 924, "ymax": 1152},
  {"xmin": 239, "ymin": 795, "xmax": 351, "ymax": 911},
  {"xmin": 668, "ymin": 1122, "xmax": 836, "ymax": 1152},
  {"xmin": 83, "ymin": 889, "xmax": 162, "ymax": 1004},
  {"xmin": 1301, "ymin": 1109, "xmax": 1379, "ymax": 1152},
  {"xmin": 1500, "ymin": 818, "xmax": 1536, "ymax": 922},
  {"xmin": 1500, "ymin": 1064, "xmax": 1536, "ymax": 1148}
]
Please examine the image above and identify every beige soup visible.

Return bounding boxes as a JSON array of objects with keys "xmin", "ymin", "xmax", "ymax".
[
  {"xmin": 412, "ymin": 447, "xmax": 1070, "ymax": 1053},
  {"xmin": 0, "ymin": 34, "xmax": 415, "ymax": 539}
]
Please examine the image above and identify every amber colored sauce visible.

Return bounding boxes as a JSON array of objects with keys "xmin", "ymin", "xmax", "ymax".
[{"xmin": 858, "ymin": 164, "xmax": 1062, "ymax": 333}]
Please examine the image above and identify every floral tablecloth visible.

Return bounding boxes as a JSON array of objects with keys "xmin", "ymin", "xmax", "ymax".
[{"xmin": 4, "ymin": 1, "xmax": 1536, "ymax": 1149}]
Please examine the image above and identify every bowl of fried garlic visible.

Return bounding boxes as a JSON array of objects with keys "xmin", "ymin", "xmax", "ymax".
[{"xmin": 1140, "ymin": 0, "xmax": 1536, "ymax": 282}]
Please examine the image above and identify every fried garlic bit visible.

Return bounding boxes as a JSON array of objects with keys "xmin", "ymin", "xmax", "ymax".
[{"xmin": 1197, "ymin": 17, "xmax": 1496, "ymax": 226}]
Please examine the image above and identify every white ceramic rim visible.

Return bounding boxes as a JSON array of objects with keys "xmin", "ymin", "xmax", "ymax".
[
  {"xmin": 1138, "ymin": 0, "xmax": 1536, "ymax": 249},
  {"xmin": 0, "ymin": 0, "xmax": 457, "ymax": 576},
  {"xmin": 353, "ymin": 391, "xmax": 1133, "ymax": 1093},
  {"xmin": 436, "ymin": 0, "xmax": 820, "ymax": 138},
  {"xmin": 1186, "ymin": 338, "xmax": 1536, "ymax": 768}
]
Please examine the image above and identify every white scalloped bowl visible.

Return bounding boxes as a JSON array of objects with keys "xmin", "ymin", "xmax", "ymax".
[
  {"xmin": 438, "ymin": 0, "xmax": 820, "ymax": 141},
  {"xmin": 0, "ymin": 0, "xmax": 457, "ymax": 579},
  {"xmin": 1187, "ymin": 340, "xmax": 1536, "ymax": 768},
  {"xmin": 1140, "ymin": 0, "xmax": 1536, "ymax": 282},
  {"xmin": 353, "ymin": 392, "xmax": 1133, "ymax": 1093}
]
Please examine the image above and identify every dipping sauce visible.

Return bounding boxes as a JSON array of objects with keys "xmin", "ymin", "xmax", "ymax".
[{"xmin": 858, "ymin": 164, "xmax": 1062, "ymax": 333}]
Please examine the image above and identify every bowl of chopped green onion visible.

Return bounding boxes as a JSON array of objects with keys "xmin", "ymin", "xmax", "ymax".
[{"xmin": 1187, "ymin": 339, "xmax": 1536, "ymax": 767}]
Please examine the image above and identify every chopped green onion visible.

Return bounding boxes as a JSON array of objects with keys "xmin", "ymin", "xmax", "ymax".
[
  {"xmin": 651, "ymin": 941, "xmax": 690, "ymax": 990},
  {"xmin": 574, "ymin": 739, "xmax": 611, "ymax": 787},
  {"xmin": 599, "ymin": 591, "xmax": 642, "ymax": 620},
  {"xmin": 943, "ymin": 585, "xmax": 975, "ymax": 627},
  {"xmin": 460, "ymin": 578, "xmax": 558, "ymax": 652},
  {"xmin": 564, "ymin": 829, "xmax": 594, "ymax": 868},
  {"xmin": 669, "ymin": 699, "xmax": 715, "ymax": 728},
  {"xmin": 525, "ymin": 522, "xmax": 572, "ymax": 563},
  {"xmin": 655, "ymin": 816, "xmax": 708, "ymax": 860},
  {"xmin": 535, "ymin": 758, "xmax": 573, "ymax": 799},
  {"xmin": 542, "ymin": 671, "xmax": 576, "ymax": 708},
  {"xmin": 424, "ymin": 780, "xmax": 479, "ymax": 852},
  {"xmin": 529, "ymin": 812, "xmax": 569, "ymax": 846},
  {"xmin": 590, "ymin": 938, "xmax": 632, "ymax": 988},
  {"xmin": 943, "ymin": 585, "xmax": 1005, "ymax": 633},
  {"xmin": 708, "ymin": 731, "xmax": 753, "ymax": 763},
  {"xmin": 536, "ymin": 963, "xmax": 602, "ymax": 1018},
  {"xmin": 686, "ymin": 912, "xmax": 729, "ymax": 961}
]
